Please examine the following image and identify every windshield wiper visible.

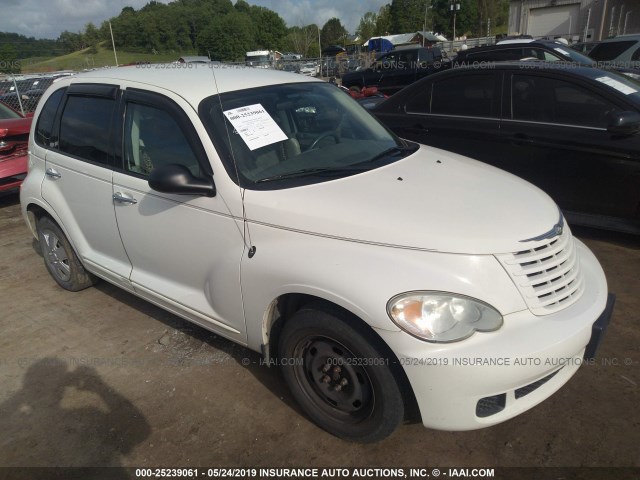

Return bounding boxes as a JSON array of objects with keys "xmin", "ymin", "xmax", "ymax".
[
  {"xmin": 255, "ymin": 143, "xmax": 418, "ymax": 183},
  {"xmin": 364, "ymin": 143, "xmax": 418, "ymax": 164},
  {"xmin": 255, "ymin": 166, "xmax": 371, "ymax": 183}
]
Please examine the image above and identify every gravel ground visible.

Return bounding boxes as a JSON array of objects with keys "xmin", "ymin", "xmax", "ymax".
[{"xmin": 0, "ymin": 191, "xmax": 638, "ymax": 476}]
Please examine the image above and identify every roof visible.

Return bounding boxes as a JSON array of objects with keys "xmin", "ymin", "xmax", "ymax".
[
  {"xmin": 178, "ymin": 56, "xmax": 211, "ymax": 63},
  {"xmin": 597, "ymin": 34, "xmax": 640, "ymax": 42},
  {"xmin": 51, "ymin": 64, "xmax": 319, "ymax": 110},
  {"xmin": 363, "ymin": 31, "xmax": 446, "ymax": 47}
]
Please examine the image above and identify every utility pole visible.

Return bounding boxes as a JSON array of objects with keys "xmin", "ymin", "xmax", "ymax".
[
  {"xmin": 109, "ymin": 21, "xmax": 119, "ymax": 67},
  {"xmin": 423, "ymin": 0, "xmax": 432, "ymax": 47},
  {"xmin": 317, "ymin": 25, "xmax": 322, "ymax": 77},
  {"xmin": 450, "ymin": 1, "xmax": 460, "ymax": 40}
]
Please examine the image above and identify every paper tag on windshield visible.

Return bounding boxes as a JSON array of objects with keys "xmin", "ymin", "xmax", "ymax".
[
  {"xmin": 595, "ymin": 76, "xmax": 638, "ymax": 95},
  {"xmin": 223, "ymin": 104, "xmax": 288, "ymax": 150}
]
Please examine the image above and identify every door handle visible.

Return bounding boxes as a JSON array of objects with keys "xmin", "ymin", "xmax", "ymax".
[
  {"xmin": 45, "ymin": 168, "xmax": 61, "ymax": 179},
  {"xmin": 112, "ymin": 192, "xmax": 138, "ymax": 205},
  {"xmin": 405, "ymin": 124, "xmax": 428, "ymax": 135}
]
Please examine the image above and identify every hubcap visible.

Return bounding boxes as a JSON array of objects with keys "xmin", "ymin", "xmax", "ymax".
[
  {"xmin": 295, "ymin": 336, "xmax": 373, "ymax": 420},
  {"xmin": 42, "ymin": 230, "xmax": 71, "ymax": 282}
]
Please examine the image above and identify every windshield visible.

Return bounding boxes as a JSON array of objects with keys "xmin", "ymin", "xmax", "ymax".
[
  {"xmin": 581, "ymin": 67, "xmax": 640, "ymax": 103},
  {"xmin": 245, "ymin": 55, "xmax": 270, "ymax": 66},
  {"xmin": 559, "ymin": 48, "xmax": 595, "ymax": 64},
  {"xmin": 199, "ymin": 82, "xmax": 412, "ymax": 189}
]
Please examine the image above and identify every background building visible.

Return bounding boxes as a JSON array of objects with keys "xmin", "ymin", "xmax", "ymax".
[{"xmin": 509, "ymin": 0, "xmax": 639, "ymax": 42}]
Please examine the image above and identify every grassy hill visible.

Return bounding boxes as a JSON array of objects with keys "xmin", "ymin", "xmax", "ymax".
[{"xmin": 20, "ymin": 43, "xmax": 198, "ymax": 73}]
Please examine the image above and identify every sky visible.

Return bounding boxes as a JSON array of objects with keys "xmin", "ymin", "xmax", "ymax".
[{"xmin": 0, "ymin": 0, "xmax": 389, "ymax": 41}]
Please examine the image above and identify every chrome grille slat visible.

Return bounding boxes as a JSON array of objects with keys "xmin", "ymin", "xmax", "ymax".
[
  {"xmin": 513, "ymin": 243, "xmax": 574, "ymax": 279},
  {"xmin": 518, "ymin": 246, "xmax": 576, "ymax": 286},
  {"xmin": 530, "ymin": 265, "xmax": 580, "ymax": 298},
  {"xmin": 504, "ymin": 232, "xmax": 570, "ymax": 265},
  {"xmin": 496, "ymin": 226, "xmax": 584, "ymax": 315}
]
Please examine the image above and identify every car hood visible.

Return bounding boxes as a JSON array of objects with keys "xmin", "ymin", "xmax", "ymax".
[{"xmin": 242, "ymin": 145, "xmax": 561, "ymax": 255}]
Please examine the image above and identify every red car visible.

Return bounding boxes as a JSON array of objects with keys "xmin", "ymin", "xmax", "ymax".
[{"xmin": 0, "ymin": 101, "xmax": 32, "ymax": 193}]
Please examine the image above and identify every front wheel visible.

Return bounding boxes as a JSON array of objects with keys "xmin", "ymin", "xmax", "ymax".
[
  {"xmin": 279, "ymin": 305, "xmax": 404, "ymax": 442},
  {"xmin": 37, "ymin": 216, "xmax": 97, "ymax": 291}
]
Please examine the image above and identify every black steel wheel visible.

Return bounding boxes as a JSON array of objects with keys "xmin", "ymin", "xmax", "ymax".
[
  {"xmin": 279, "ymin": 305, "xmax": 404, "ymax": 442},
  {"xmin": 37, "ymin": 216, "xmax": 97, "ymax": 291}
]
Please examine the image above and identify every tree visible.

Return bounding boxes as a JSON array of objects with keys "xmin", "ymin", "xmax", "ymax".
[
  {"xmin": 57, "ymin": 31, "xmax": 84, "ymax": 53},
  {"xmin": 320, "ymin": 18, "xmax": 348, "ymax": 49},
  {"xmin": 0, "ymin": 44, "xmax": 20, "ymax": 74},
  {"xmin": 283, "ymin": 24, "xmax": 319, "ymax": 57},
  {"xmin": 83, "ymin": 23, "xmax": 101, "ymax": 46},
  {"xmin": 356, "ymin": 12, "xmax": 377, "ymax": 41},
  {"xmin": 374, "ymin": 4, "xmax": 392, "ymax": 36},
  {"xmin": 390, "ymin": 0, "xmax": 426, "ymax": 33},
  {"xmin": 196, "ymin": 12, "xmax": 253, "ymax": 61},
  {"xmin": 249, "ymin": 6, "xmax": 287, "ymax": 49},
  {"xmin": 430, "ymin": 0, "xmax": 479, "ymax": 38}
]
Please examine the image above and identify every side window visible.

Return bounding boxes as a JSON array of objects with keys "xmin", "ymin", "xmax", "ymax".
[
  {"xmin": 124, "ymin": 102, "xmax": 202, "ymax": 178},
  {"xmin": 525, "ymin": 48, "xmax": 561, "ymax": 61},
  {"xmin": 430, "ymin": 74, "xmax": 497, "ymax": 117},
  {"xmin": 376, "ymin": 53, "xmax": 398, "ymax": 70},
  {"xmin": 59, "ymin": 95, "xmax": 115, "ymax": 166},
  {"xmin": 632, "ymin": 47, "xmax": 640, "ymax": 61},
  {"xmin": 512, "ymin": 75, "xmax": 615, "ymax": 127},
  {"xmin": 467, "ymin": 48, "xmax": 522, "ymax": 62},
  {"xmin": 589, "ymin": 41, "xmax": 636, "ymax": 61},
  {"xmin": 399, "ymin": 50, "xmax": 417, "ymax": 67},
  {"xmin": 35, "ymin": 88, "xmax": 65, "ymax": 148}
]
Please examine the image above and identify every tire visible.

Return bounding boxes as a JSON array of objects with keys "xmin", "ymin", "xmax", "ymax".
[
  {"xmin": 279, "ymin": 305, "xmax": 404, "ymax": 442},
  {"xmin": 37, "ymin": 216, "xmax": 97, "ymax": 291}
]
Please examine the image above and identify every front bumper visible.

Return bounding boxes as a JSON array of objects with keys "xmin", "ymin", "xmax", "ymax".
[{"xmin": 377, "ymin": 240, "xmax": 612, "ymax": 431}]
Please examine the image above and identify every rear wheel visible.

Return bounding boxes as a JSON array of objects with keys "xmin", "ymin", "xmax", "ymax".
[
  {"xmin": 279, "ymin": 305, "xmax": 404, "ymax": 442},
  {"xmin": 37, "ymin": 216, "xmax": 97, "ymax": 291}
]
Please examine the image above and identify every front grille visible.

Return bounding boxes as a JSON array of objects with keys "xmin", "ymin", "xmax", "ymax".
[
  {"xmin": 476, "ymin": 394, "xmax": 506, "ymax": 418},
  {"xmin": 495, "ymin": 226, "xmax": 584, "ymax": 315},
  {"xmin": 515, "ymin": 369, "xmax": 561, "ymax": 399},
  {"xmin": 476, "ymin": 368, "xmax": 563, "ymax": 418}
]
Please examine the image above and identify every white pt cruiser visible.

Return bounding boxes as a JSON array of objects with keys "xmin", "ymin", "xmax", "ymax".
[{"xmin": 20, "ymin": 65, "xmax": 614, "ymax": 442}]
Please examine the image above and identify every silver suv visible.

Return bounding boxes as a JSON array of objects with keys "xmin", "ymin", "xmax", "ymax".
[{"xmin": 589, "ymin": 34, "xmax": 640, "ymax": 69}]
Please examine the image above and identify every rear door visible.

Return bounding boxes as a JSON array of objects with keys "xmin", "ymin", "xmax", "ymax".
[
  {"xmin": 41, "ymin": 84, "xmax": 133, "ymax": 289},
  {"xmin": 377, "ymin": 70, "xmax": 503, "ymax": 162}
]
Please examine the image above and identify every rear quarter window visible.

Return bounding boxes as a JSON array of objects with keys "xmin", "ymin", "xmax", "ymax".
[
  {"xmin": 34, "ymin": 88, "xmax": 66, "ymax": 148},
  {"xmin": 589, "ymin": 41, "xmax": 637, "ymax": 61}
]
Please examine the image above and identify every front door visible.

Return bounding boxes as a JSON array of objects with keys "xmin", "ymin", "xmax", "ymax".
[
  {"xmin": 499, "ymin": 72, "xmax": 640, "ymax": 227},
  {"xmin": 112, "ymin": 88, "xmax": 247, "ymax": 342}
]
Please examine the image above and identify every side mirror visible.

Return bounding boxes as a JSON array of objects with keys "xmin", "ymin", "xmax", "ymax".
[
  {"xmin": 148, "ymin": 164, "xmax": 216, "ymax": 197},
  {"xmin": 607, "ymin": 111, "xmax": 640, "ymax": 136}
]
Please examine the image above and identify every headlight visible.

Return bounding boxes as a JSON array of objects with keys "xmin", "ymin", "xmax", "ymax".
[{"xmin": 387, "ymin": 292, "xmax": 503, "ymax": 343}]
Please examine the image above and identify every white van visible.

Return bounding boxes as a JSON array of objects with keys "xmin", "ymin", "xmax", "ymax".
[{"xmin": 20, "ymin": 64, "xmax": 614, "ymax": 442}]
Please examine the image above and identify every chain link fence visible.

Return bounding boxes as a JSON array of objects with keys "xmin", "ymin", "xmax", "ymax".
[{"xmin": 0, "ymin": 75, "xmax": 60, "ymax": 116}]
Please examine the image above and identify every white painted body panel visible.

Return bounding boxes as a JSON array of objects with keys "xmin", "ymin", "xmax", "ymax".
[
  {"xmin": 20, "ymin": 66, "xmax": 611, "ymax": 432},
  {"xmin": 242, "ymin": 145, "xmax": 561, "ymax": 255}
]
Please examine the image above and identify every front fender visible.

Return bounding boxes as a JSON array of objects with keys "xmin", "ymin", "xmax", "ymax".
[{"xmin": 241, "ymin": 223, "xmax": 526, "ymax": 352}]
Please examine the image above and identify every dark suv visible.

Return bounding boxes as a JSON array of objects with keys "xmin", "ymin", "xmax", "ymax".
[
  {"xmin": 453, "ymin": 39, "xmax": 595, "ymax": 65},
  {"xmin": 341, "ymin": 46, "xmax": 449, "ymax": 95}
]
